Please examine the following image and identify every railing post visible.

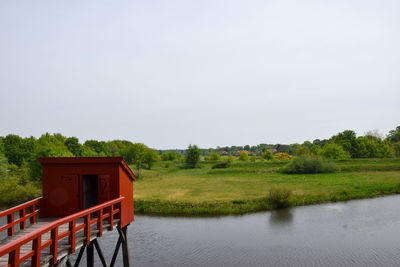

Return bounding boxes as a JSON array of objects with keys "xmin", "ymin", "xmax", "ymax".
[
  {"xmin": 50, "ymin": 226, "xmax": 58, "ymax": 265},
  {"xmin": 97, "ymin": 208, "xmax": 103, "ymax": 237},
  {"xmin": 19, "ymin": 208, "xmax": 26, "ymax": 230},
  {"xmin": 30, "ymin": 204, "xmax": 36, "ymax": 224},
  {"xmin": 32, "ymin": 235, "xmax": 42, "ymax": 267},
  {"xmin": 109, "ymin": 205, "xmax": 114, "ymax": 231},
  {"xmin": 7, "ymin": 213, "xmax": 14, "ymax": 236},
  {"xmin": 69, "ymin": 220, "xmax": 76, "ymax": 254},
  {"xmin": 8, "ymin": 247, "xmax": 20, "ymax": 267},
  {"xmin": 85, "ymin": 215, "xmax": 91, "ymax": 245}
]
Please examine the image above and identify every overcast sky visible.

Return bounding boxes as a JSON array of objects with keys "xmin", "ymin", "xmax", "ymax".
[{"xmin": 0, "ymin": 1, "xmax": 399, "ymax": 149}]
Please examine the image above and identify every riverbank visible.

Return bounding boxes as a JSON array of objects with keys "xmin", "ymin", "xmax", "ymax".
[{"xmin": 133, "ymin": 158, "xmax": 400, "ymax": 216}]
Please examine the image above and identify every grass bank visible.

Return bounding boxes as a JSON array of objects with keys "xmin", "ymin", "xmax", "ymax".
[{"xmin": 133, "ymin": 158, "xmax": 400, "ymax": 216}]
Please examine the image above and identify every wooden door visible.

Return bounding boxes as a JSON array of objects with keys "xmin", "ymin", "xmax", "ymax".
[
  {"xmin": 48, "ymin": 174, "xmax": 79, "ymax": 217},
  {"xmin": 98, "ymin": 175, "xmax": 110, "ymax": 204}
]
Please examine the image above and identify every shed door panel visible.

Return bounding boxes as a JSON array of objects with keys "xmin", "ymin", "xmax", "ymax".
[
  {"xmin": 49, "ymin": 174, "xmax": 79, "ymax": 216},
  {"xmin": 98, "ymin": 175, "xmax": 110, "ymax": 204}
]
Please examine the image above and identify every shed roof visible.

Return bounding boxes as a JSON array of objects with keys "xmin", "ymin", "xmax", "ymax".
[{"xmin": 38, "ymin": 157, "xmax": 136, "ymax": 181}]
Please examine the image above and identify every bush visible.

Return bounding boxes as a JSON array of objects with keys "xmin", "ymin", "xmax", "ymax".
[
  {"xmin": 268, "ymin": 187, "xmax": 292, "ymax": 208},
  {"xmin": 209, "ymin": 152, "xmax": 221, "ymax": 161},
  {"xmin": 211, "ymin": 161, "xmax": 231, "ymax": 169},
  {"xmin": 238, "ymin": 152, "xmax": 249, "ymax": 161},
  {"xmin": 281, "ymin": 156, "xmax": 339, "ymax": 174},
  {"xmin": 274, "ymin": 152, "xmax": 293, "ymax": 160},
  {"xmin": 262, "ymin": 150, "xmax": 273, "ymax": 160}
]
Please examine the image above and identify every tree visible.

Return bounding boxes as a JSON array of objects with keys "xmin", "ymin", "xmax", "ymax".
[
  {"xmin": 185, "ymin": 145, "xmax": 200, "ymax": 168},
  {"xmin": 3, "ymin": 135, "xmax": 36, "ymax": 166},
  {"xmin": 387, "ymin": 126, "xmax": 400, "ymax": 143},
  {"xmin": 295, "ymin": 146, "xmax": 310, "ymax": 156},
  {"xmin": 28, "ymin": 133, "xmax": 73, "ymax": 180},
  {"xmin": 143, "ymin": 148, "xmax": 159, "ymax": 169},
  {"xmin": 84, "ymin": 140, "xmax": 111, "ymax": 156},
  {"xmin": 262, "ymin": 150, "xmax": 273, "ymax": 160},
  {"xmin": 393, "ymin": 142, "xmax": 400, "ymax": 157},
  {"xmin": 310, "ymin": 145, "xmax": 321, "ymax": 155},
  {"xmin": 65, "ymin": 137, "xmax": 83, "ymax": 156},
  {"xmin": 122, "ymin": 143, "xmax": 147, "ymax": 177},
  {"xmin": 320, "ymin": 143, "xmax": 349, "ymax": 159},
  {"xmin": 330, "ymin": 130, "xmax": 358, "ymax": 158}
]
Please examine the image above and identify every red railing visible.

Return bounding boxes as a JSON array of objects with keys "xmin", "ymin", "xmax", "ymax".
[
  {"xmin": 0, "ymin": 196, "xmax": 124, "ymax": 267},
  {"xmin": 0, "ymin": 198, "xmax": 41, "ymax": 238}
]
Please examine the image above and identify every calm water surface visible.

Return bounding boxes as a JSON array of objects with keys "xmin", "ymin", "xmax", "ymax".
[{"xmin": 3, "ymin": 196, "xmax": 400, "ymax": 266}]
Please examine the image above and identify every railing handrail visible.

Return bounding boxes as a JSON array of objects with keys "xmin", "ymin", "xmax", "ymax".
[
  {"xmin": 0, "ymin": 196, "xmax": 124, "ymax": 258},
  {"xmin": 0, "ymin": 198, "xmax": 41, "ymax": 218}
]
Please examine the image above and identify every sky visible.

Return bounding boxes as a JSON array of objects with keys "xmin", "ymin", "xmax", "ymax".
[{"xmin": 0, "ymin": 0, "xmax": 399, "ymax": 149}]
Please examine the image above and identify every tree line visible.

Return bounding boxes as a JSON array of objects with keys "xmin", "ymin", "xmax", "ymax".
[
  {"xmin": 0, "ymin": 126, "xmax": 399, "ymax": 180},
  {"xmin": 0, "ymin": 134, "xmax": 158, "ymax": 180}
]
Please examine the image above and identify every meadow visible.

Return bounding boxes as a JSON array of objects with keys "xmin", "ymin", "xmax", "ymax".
[{"xmin": 133, "ymin": 158, "xmax": 400, "ymax": 215}]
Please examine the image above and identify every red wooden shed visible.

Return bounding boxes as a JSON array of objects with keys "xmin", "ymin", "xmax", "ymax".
[{"xmin": 38, "ymin": 157, "xmax": 136, "ymax": 228}]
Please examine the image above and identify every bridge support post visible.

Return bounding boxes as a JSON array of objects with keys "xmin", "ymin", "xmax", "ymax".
[
  {"xmin": 87, "ymin": 242, "xmax": 94, "ymax": 267},
  {"xmin": 121, "ymin": 226, "xmax": 130, "ymax": 267}
]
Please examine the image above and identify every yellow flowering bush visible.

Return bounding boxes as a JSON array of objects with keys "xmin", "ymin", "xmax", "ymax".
[{"xmin": 273, "ymin": 152, "xmax": 294, "ymax": 160}]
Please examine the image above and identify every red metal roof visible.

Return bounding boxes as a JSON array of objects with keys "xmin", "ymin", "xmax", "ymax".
[{"xmin": 38, "ymin": 157, "xmax": 136, "ymax": 180}]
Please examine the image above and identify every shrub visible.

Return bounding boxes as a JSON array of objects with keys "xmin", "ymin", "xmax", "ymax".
[
  {"xmin": 212, "ymin": 161, "xmax": 231, "ymax": 169},
  {"xmin": 262, "ymin": 150, "xmax": 273, "ymax": 160},
  {"xmin": 268, "ymin": 187, "xmax": 292, "ymax": 208},
  {"xmin": 274, "ymin": 152, "xmax": 293, "ymax": 160},
  {"xmin": 250, "ymin": 156, "xmax": 257, "ymax": 162},
  {"xmin": 209, "ymin": 152, "xmax": 221, "ymax": 161},
  {"xmin": 281, "ymin": 156, "xmax": 339, "ymax": 174},
  {"xmin": 238, "ymin": 152, "xmax": 249, "ymax": 161}
]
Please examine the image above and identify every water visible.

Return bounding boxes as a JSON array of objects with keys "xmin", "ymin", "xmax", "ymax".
[
  {"xmin": 3, "ymin": 196, "xmax": 400, "ymax": 266},
  {"xmin": 102, "ymin": 195, "xmax": 400, "ymax": 266}
]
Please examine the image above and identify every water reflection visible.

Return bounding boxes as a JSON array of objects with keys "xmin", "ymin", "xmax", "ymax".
[{"xmin": 269, "ymin": 208, "xmax": 294, "ymax": 227}]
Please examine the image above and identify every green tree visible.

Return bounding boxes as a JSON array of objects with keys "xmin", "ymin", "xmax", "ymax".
[
  {"xmin": 65, "ymin": 137, "xmax": 83, "ymax": 156},
  {"xmin": 122, "ymin": 143, "xmax": 147, "ymax": 177},
  {"xmin": 331, "ymin": 130, "xmax": 358, "ymax": 158},
  {"xmin": 320, "ymin": 143, "xmax": 349, "ymax": 159},
  {"xmin": 185, "ymin": 145, "xmax": 200, "ymax": 168},
  {"xmin": 143, "ymin": 148, "xmax": 159, "ymax": 169},
  {"xmin": 310, "ymin": 145, "xmax": 321, "ymax": 155},
  {"xmin": 84, "ymin": 140, "xmax": 111, "ymax": 156},
  {"xmin": 3, "ymin": 135, "xmax": 36, "ymax": 166},
  {"xmin": 28, "ymin": 133, "xmax": 73, "ymax": 181},
  {"xmin": 262, "ymin": 150, "xmax": 273, "ymax": 160},
  {"xmin": 393, "ymin": 142, "xmax": 400, "ymax": 157},
  {"xmin": 386, "ymin": 126, "xmax": 400, "ymax": 143},
  {"xmin": 295, "ymin": 146, "xmax": 310, "ymax": 156}
]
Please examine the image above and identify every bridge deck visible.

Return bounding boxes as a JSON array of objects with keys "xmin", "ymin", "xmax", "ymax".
[{"xmin": 0, "ymin": 217, "xmax": 119, "ymax": 266}]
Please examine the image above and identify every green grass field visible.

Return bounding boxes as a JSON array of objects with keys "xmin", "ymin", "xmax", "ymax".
[{"xmin": 133, "ymin": 158, "xmax": 400, "ymax": 215}]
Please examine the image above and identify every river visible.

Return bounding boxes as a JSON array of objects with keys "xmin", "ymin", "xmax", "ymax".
[{"xmin": 3, "ymin": 196, "xmax": 400, "ymax": 266}]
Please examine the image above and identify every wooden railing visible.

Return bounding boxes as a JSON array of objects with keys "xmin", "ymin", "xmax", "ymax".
[
  {"xmin": 0, "ymin": 198, "xmax": 41, "ymax": 237},
  {"xmin": 0, "ymin": 196, "xmax": 124, "ymax": 267}
]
